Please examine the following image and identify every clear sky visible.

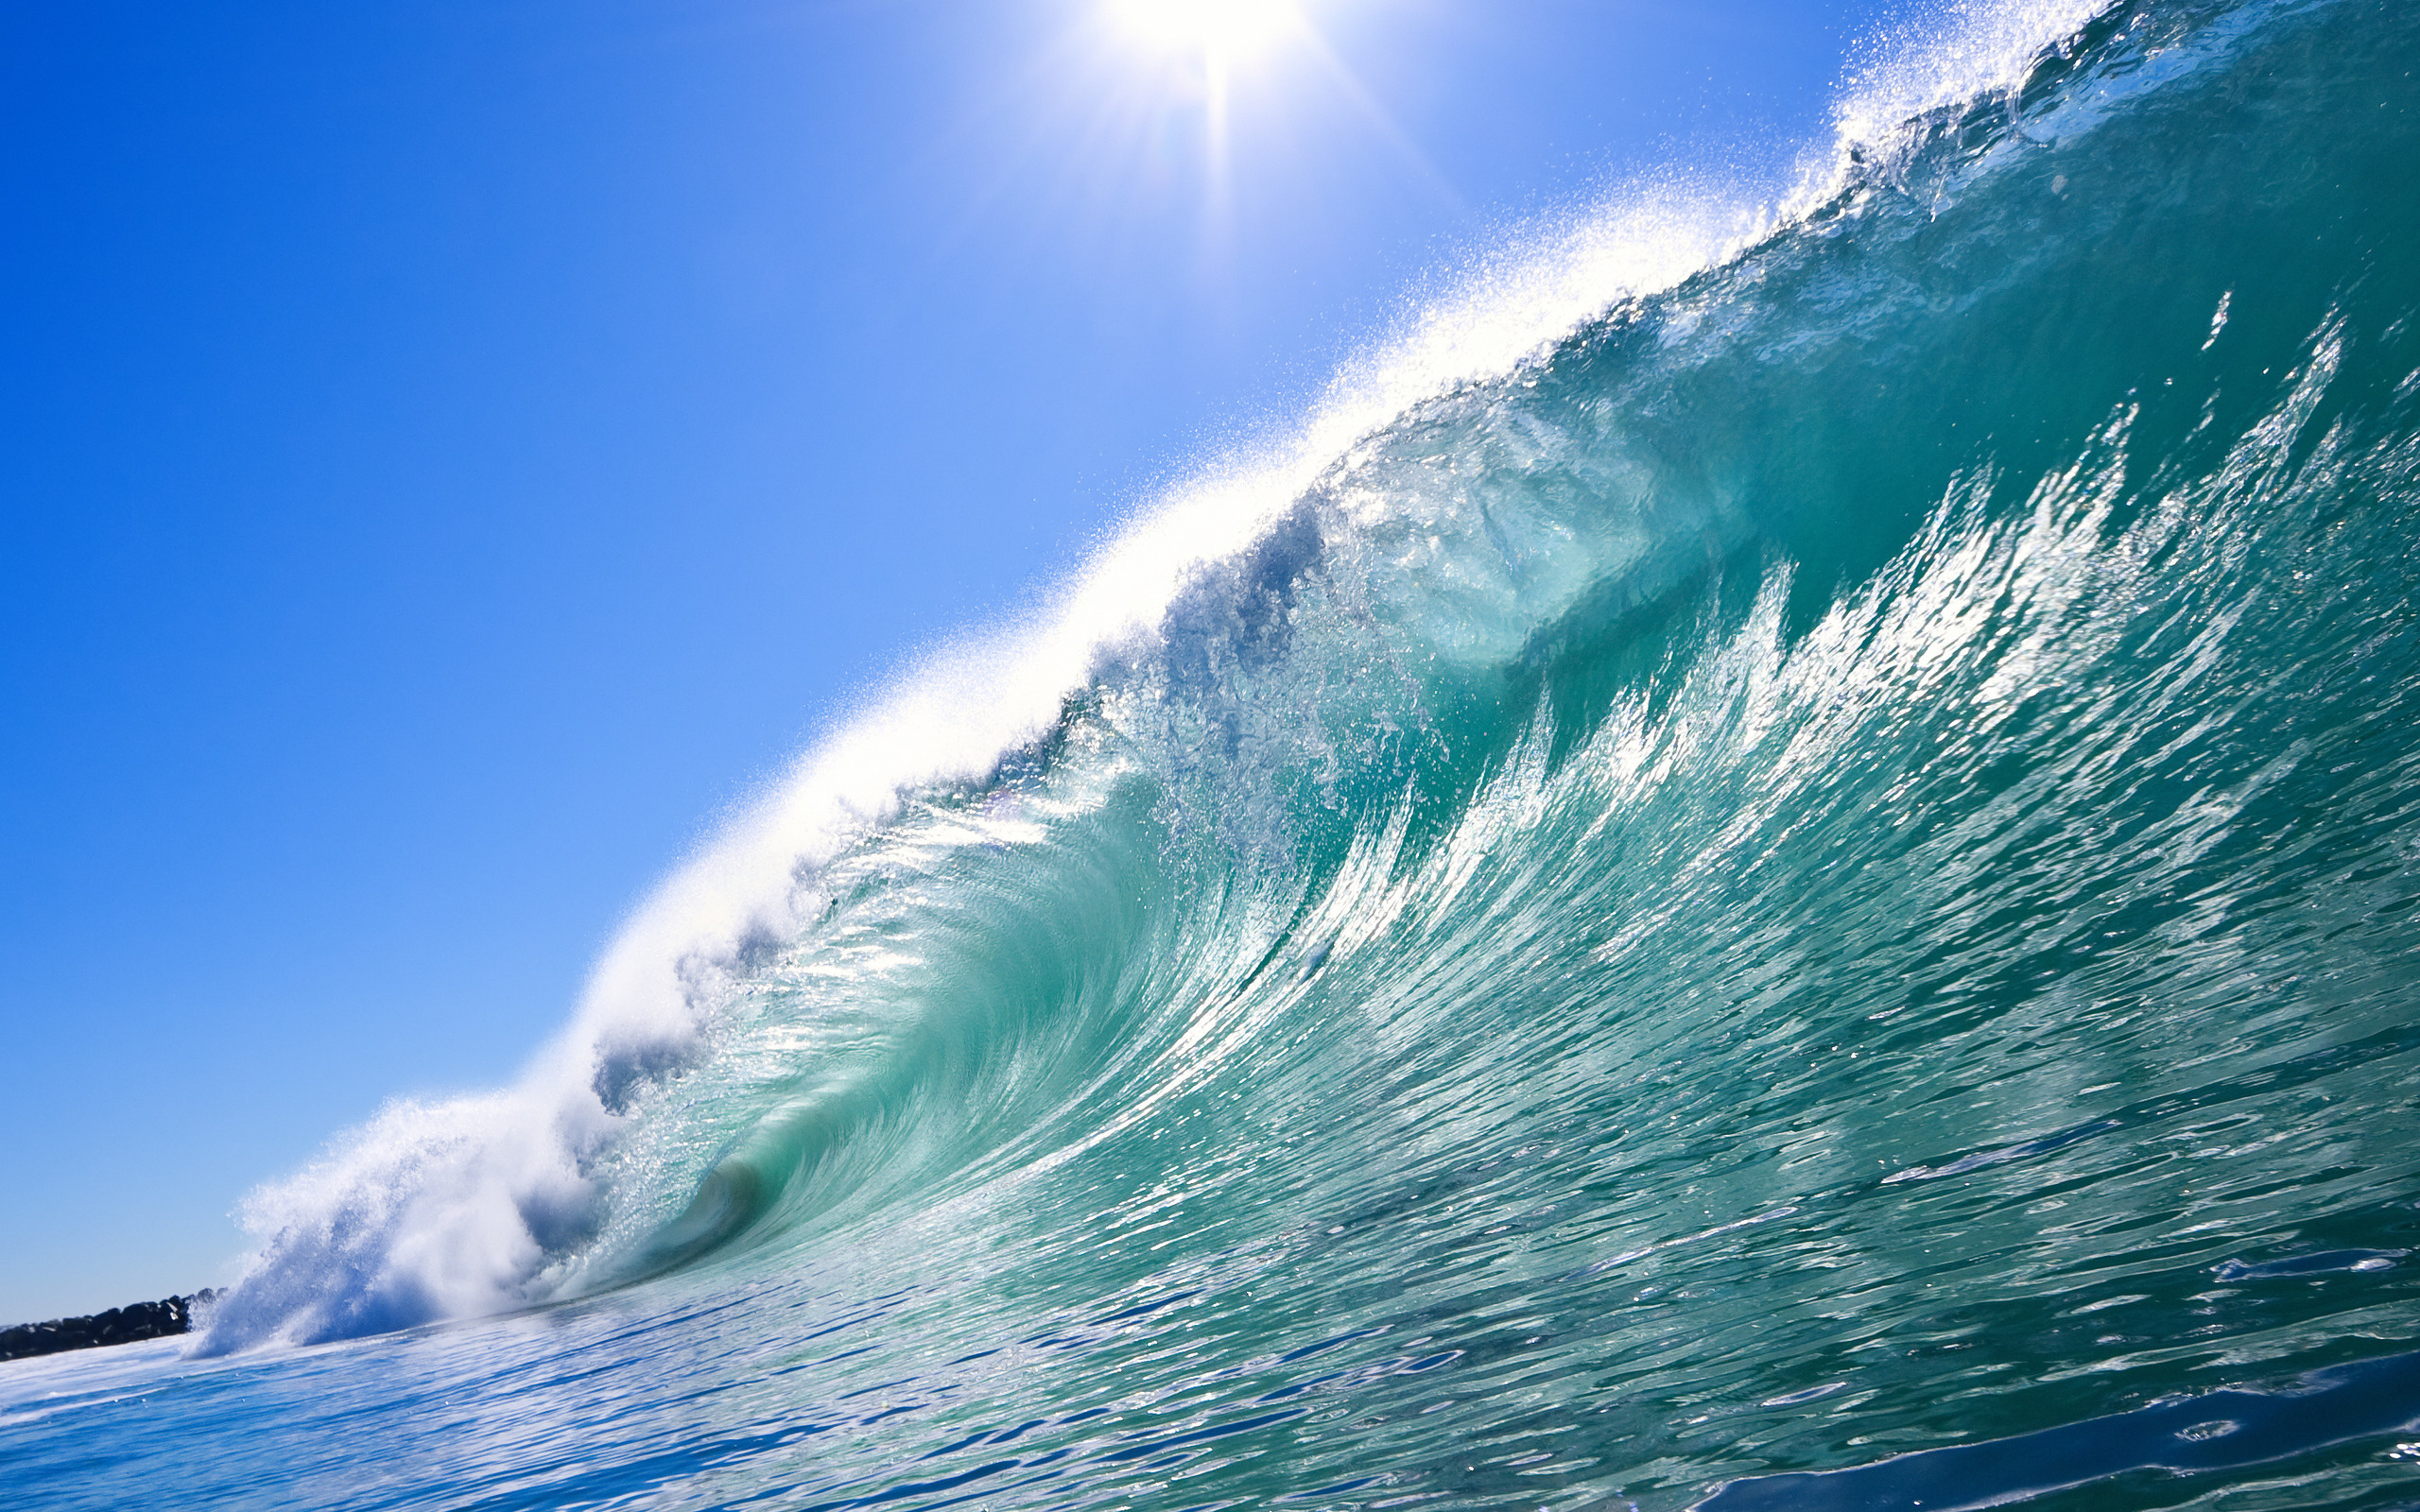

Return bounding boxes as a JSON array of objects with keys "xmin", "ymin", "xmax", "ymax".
[{"xmin": 3, "ymin": 0, "xmax": 1896, "ymax": 1322}]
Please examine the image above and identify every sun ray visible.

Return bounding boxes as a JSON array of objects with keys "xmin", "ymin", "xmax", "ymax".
[{"xmin": 1289, "ymin": 20, "xmax": 1468, "ymax": 217}]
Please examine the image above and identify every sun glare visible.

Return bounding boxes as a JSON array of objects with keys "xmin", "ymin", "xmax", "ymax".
[{"xmin": 1110, "ymin": 0, "xmax": 1305, "ymax": 60}]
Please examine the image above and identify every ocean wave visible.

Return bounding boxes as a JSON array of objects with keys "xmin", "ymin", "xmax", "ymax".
[{"xmin": 191, "ymin": 0, "xmax": 2404, "ymax": 1371}]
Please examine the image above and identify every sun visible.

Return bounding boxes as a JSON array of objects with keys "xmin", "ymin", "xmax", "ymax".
[{"xmin": 1108, "ymin": 0, "xmax": 1306, "ymax": 61}]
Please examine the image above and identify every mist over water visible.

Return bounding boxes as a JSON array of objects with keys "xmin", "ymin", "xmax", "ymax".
[{"xmin": 11, "ymin": 0, "xmax": 2420, "ymax": 1506}]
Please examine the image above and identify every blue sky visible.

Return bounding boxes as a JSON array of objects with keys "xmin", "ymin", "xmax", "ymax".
[{"xmin": 3, "ymin": 0, "xmax": 1892, "ymax": 1322}]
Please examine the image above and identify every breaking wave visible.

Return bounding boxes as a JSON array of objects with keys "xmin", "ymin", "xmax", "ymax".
[{"xmin": 150, "ymin": 1, "xmax": 2420, "ymax": 1505}]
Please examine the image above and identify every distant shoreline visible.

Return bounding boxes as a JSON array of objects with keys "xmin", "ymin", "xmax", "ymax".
[{"xmin": 0, "ymin": 1292, "xmax": 216, "ymax": 1363}]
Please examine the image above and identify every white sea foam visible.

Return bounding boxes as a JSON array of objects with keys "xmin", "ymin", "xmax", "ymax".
[
  {"xmin": 1838, "ymin": 0, "xmax": 2115, "ymax": 142},
  {"xmin": 199, "ymin": 0, "xmax": 2120, "ymax": 1354}
]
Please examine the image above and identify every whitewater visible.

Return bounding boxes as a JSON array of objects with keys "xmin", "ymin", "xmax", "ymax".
[{"xmin": 9, "ymin": 0, "xmax": 2420, "ymax": 1505}]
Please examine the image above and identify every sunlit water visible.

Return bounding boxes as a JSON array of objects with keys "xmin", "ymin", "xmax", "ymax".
[{"xmin": 9, "ymin": 0, "xmax": 2420, "ymax": 1506}]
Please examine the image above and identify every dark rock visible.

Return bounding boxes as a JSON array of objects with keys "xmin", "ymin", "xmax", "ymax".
[{"xmin": 0, "ymin": 1290, "xmax": 216, "ymax": 1363}]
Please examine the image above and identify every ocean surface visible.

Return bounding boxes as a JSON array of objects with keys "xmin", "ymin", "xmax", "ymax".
[{"xmin": 9, "ymin": 0, "xmax": 2420, "ymax": 1505}]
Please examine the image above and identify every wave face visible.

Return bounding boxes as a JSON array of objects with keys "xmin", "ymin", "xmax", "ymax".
[{"xmin": 23, "ymin": 0, "xmax": 2420, "ymax": 1507}]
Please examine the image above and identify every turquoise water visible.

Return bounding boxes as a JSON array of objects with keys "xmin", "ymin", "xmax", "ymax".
[{"xmin": 10, "ymin": 0, "xmax": 2420, "ymax": 1505}]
